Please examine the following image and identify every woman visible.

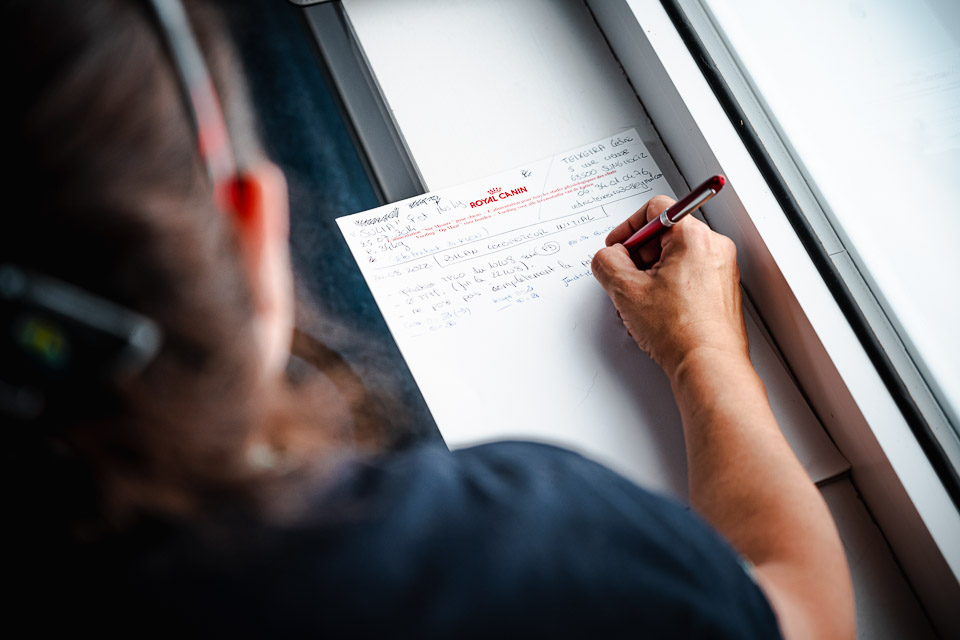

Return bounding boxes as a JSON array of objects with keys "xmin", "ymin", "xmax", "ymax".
[{"xmin": 2, "ymin": 1, "xmax": 853, "ymax": 637}]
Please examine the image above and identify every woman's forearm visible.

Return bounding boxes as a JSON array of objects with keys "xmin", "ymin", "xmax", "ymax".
[{"xmin": 670, "ymin": 348, "xmax": 854, "ymax": 638}]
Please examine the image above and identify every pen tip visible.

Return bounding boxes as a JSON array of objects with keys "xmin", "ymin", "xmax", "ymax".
[{"xmin": 710, "ymin": 175, "xmax": 726, "ymax": 190}]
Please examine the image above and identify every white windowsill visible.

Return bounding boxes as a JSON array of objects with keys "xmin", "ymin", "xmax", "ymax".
[
  {"xmin": 334, "ymin": 0, "xmax": 958, "ymax": 634},
  {"xmin": 587, "ymin": 0, "xmax": 960, "ymax": 634}
]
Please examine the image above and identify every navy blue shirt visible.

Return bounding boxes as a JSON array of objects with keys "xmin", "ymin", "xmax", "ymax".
[{"xmin": 44, "ymin": 442, "xmax": 782, "ymax": 637}]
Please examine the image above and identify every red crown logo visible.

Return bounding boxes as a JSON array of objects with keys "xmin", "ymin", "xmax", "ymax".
[{"xmin": 487, "ymin": 187, "xmax": 501, "ymax": 194}]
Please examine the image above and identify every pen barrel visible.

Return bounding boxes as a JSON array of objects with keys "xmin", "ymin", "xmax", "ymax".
[
  {"xmin": 670, "ymin": 175, "xmax": 725, "ymax": 219},
  {"xmin": 622, "ymin": 215, "xmax": 667, "ymax": 251},
  {"xmin": 621, "ymin": 174, "xmax": 725, "ymax": 251}
]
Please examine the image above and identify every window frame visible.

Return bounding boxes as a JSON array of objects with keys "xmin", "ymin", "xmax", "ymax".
[
  {"xmin": 586, "ymin": 0, "xmax": 960, "ymax": 632},
  {"xmin": 677, "ymin": 0, "xmax": 960, "ymax": 480}
]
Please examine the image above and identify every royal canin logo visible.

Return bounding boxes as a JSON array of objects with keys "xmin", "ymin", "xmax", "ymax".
[{"xmin": 471, "ymin": 185, "xmax": 528, "ymax": 208}]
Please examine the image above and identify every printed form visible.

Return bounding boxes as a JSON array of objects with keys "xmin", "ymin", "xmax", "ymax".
[{"xmin": 337, "ymin": 129, "xmax": 845, "ymax": 497}]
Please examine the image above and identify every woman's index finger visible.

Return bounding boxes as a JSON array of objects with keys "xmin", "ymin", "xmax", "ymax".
[{"xmin": 605, "ymin": 195, "xmax": 676, "ymax": 246}]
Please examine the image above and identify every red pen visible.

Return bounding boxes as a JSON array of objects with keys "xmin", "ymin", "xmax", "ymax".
[{"xmin": 622, "ymin": 175, "xmax": 726, "ymax": 251}]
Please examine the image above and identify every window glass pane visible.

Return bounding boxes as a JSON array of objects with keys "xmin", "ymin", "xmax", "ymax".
[{"xmin": 701, "ymin": 0, "xmax": 960, "ymax": 427}]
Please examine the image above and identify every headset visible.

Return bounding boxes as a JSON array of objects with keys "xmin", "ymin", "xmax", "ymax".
[
  {"xmin": 1, "ymin": 0, "xmax": 238, "ymax": 423},
  {"xmin": 0, "ymin": 265, "xmax": 160, "ymax": 421}
]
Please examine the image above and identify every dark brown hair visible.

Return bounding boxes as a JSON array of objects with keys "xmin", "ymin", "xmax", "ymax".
[{"xmin": 2, "ymin": 0, "xmax": 383, "ymax": 527}]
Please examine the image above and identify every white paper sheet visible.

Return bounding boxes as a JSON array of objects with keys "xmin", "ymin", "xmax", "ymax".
[{"xmin": 337, "ymin": 129, "xmax": 846, "ymax": 497}]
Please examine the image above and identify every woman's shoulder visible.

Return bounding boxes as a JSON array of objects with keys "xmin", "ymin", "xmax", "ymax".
[
  {"xmin": 106, "ymin": 441, "xmax": 782, "ymax": 637},
  {"xmin": 312, "ymin": 440, "xmax": 687, "ymax": 539},
  {"xmin": 244, "ymin": 442, "xmax": 779, "ymax": 636}
]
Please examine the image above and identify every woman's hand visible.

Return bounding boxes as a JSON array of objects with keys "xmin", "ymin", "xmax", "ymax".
[{"xmin": 591, "ymin": 196, "xmax": 748, "ymax": 379}]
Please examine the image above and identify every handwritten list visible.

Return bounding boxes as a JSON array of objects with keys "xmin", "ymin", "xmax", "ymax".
[
  {"xmin": 340, "ymin": 130, "xmax": 664, "ymax": 341},
  {"xmin": 337, "ymin": 129, "xmax": 843, "ymax": 497}
]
